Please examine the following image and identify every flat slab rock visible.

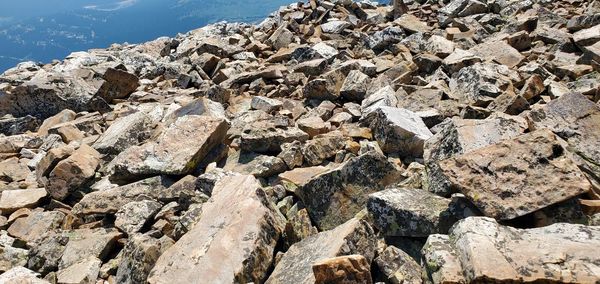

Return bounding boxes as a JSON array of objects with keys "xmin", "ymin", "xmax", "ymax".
[
  {"xmin": 148, "ymin": 175, "xmax": 283, "ymax": 284},
  {"xmin": 110, "ymin": 115, "xmax": 229, "ymax": 179},
  {"xmin": 439, "ymin": 129, "xmax": 591, "ymax": 220},
  {"xmin": 422, "ymin": 217, "xmax": 600, "ymax": 283}
]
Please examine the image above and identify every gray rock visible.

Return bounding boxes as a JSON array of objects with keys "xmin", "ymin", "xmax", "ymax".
[
  {"xmin": 240, "ymin": 126, "xmax": 309, "ymax": 153},
  {"xmin": 223, "ymin": 150, "xmax": 287, "ymax": 178},
  {"xmin": 266, "ymin": 218, "xmax": 376, "ymax": 284},
  {"xmin": 296, "ymin": 151, "xmax": 400, "ymax": 230},
  {"xmin": 321, "ymin": 20, "xmax": 351, "ymax": 34},
  {"xmin": 368, "ymin": 188, "xmax": 457, "ymax": 237},
  {"xmin": 367, "ymin": 27, "xmax": 405, "ymax": 51},
  {"xmin": 59, "ymin": 228, "xmax": 122, "ymax": 269},
  {"xmin": 0, "ymin": 267, "xmax": 49, "ymax": 284},
  {"xmin": 251, "ymin": 96, "xmax": 283, "ymax": 113},
  {"xmin": 116, "ymin": 234, "xmax": 174, "ymax": 284},
  {"xmin": 56, "ymin": 257, "xmax": 101, "ymax": 284},
  {"xmin": 364, "ymin": 106, "xmax": 433, "ymax": 158},
  {"xmin": 0, "ymin": 115, "xmax": 39, "ymax": 136},
  {"xmin": 340, "ymin": 70, "xmax": 370, "ymax": 102},
  {"xmin": 115, "ymin": 200, "xmax": 163, "ymax": 235},
  {"xmin": 93, "ymin": 111, "xmax": 156, "ymax": 155},
  {"xmin": 374, "ymin": 246, "xmax": 422, "ymax": 284}
]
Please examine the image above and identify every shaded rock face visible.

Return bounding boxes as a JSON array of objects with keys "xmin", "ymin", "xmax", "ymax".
[
  {"xmin": 423, "ymin": 217, "xmax": 600, "ymax": 283},
  {"xmin": 440, "ymin": 129, "xmax": 591, "ymax": 220},
  {"xmin": 1, "ymin": 0, "xmax": 600, "ymax": 283},
  {"xmin": 148, "ymin": 175, "xmax": 283, "ymax": 284},
  {"xmin": 296, "ymin": 151, "xmax": 400, "ymax": 231}
]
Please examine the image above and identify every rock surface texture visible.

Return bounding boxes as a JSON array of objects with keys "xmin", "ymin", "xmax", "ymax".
[{"xmin": 0, "ymin": 0, "xmax": 599, "ymax": 283}]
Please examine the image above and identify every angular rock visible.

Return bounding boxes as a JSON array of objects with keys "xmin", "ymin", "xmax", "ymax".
[
  {"xmin": 266, "ymin": 218, "xmax": 376, "ymax": 284},
  {"xmin": 312, "ymin": 255, "xmax": 372, "ymax": 284},
  {"xmin": 240, "ymin": 126, "xmax": 308, "ymax": 153},
  {"xmin": 92, "ymin": 111, "xmax": 155, "ymax": 155},
  {"xmin": 111, "ymin": 115, "xmax": 228, "ymax": 180},
  {"xmin": 374, "ymin": 246, "xmax": 422, "ymax": 284},
  {"xmin": 251, "ymin": 96, "xmax": 283, "ymax": 113},
  {"xmin": 116, "ymin": 234, "xmax": 174, "ymax": 284},
  {"xmin": 424, "ymin": 116, "xmax": 527, "ymax": 196},
  {"xmin": 439, "ymin": 129, "xmax": 591, "ymax": 220},
  {"xmin": 573, "ymin": 24, "xmax": 600, "ymax": 46},
  {"xmin": 368, "ymin": 188, "xmax": 457, "ymax": 237},
  {"xmin": 301, "ymin": 133, "xmax": 346, "ymax": 166},
  {"xmin": 115, "ymin": 200, "xmax": 162, "ymax": 235},
  {"xmin": 0, "ymin": 115, "xmax": 39, "ymax": 136},
  {"xmin": 8, "ymin": 210, "xmax": 64, "ymax": 243},
  {"xmin": 95, "ymin": 68, "xmax": 140, "ymax": 101},
  {"xmin": 321, "ymin": 20, "xmax": 351, "ymax": 34},
  {"xmin": 56, "ymin": 257, "xmax": 101, "ymax": 284},
  {"xmin": 46, "ymin": 145, "xmax": 100, "ymax": 200},
  {"xmin": 0, "ymin": 188, "xmax": 47, "ymax": 214},
  {"xmin": 59, "ymin": 228, "xmax": 122, "ymax": 269},
  {"xmin": 148, "ymin": 175, "xmax": 283, "ymax": 283},
  {"xmin": 423, "ymin": 217, "xmax": 600, "ymax": 283},
  {"xmin": 296, "ymin": 151, "xmax": 400, "ymax": 230},
  {"xmin": 223, "ymin": 150, "xmax": 287, "ymax": 178},
  {"xmin": 365, "ymin": 106, "xmax": 433, "ymax": 157},
  {"xmin": 0, "ymin": 267, "xmax": 49, "ymax": 284},
  {"xmin": 469, "ymin": 40, "xmax": 524, "ymax": 68},
  {"xmin": 340, "ymin": 70, "xmax": 370, "ymax": 102}
]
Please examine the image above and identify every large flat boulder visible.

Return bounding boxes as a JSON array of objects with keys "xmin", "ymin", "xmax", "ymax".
[
  {"xmin": 148, "ymin": 175, "xmax": 283, "ymax": 283},
  {"xmin": 296, "ymin": 151, "xmax": 401, "ymax": 230},
  {"xmin": 439, "ymin": 129, "xmax": 591, "ymax": 220},
  {"xmin": 266, "ymin": 218, "xmax": 376, "ymax": 284},
  {"xmin": 110, "ymin": 115, "xmax": 228, "ymax": 181},
  {"xmin": 422, "ymin": 217, "xmax": 600, "ymax": 283}
]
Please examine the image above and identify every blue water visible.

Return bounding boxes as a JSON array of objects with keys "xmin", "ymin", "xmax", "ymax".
[{"xmin": 0, "ymin": 0, "xmax": 295, "ymax": 72}]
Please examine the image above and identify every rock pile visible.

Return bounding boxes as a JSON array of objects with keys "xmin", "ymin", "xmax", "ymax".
[{"xmin": 0, "ymin": 0, "xmax": 599, "ymax": 283}]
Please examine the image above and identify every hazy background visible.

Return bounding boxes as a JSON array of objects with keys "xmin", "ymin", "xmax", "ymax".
[{"xmin": 0, "ymin": 0, "xmax": 296, "ymax": 72}]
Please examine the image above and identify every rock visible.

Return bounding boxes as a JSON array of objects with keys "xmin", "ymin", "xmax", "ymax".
[
  {"xmin": 55, "ymin": 124, "xmax": 85, "ymax": 143},
  {"xmin": 240, "ymin": 126, "xmax": 309, "ymax": 153},
  {"xmin": 92, "ymin": 111, "xmax": 155, "ymax": 155},
  {"xmin": 439, "ymin": 129, "xmax": 591, "ymax": 220},
  {"xmin": 443, "ymin": 49, "xmax": 482, "ymax": 73},
  {"xmin": 46, "ymin": 145, "xmax": 101, "ymax": 201},
  {"xmin": 0, "ymin": 245, "xmax": 29, "ymax": 272},
  {"xmin": 424, "ymin": 116, "xmax": 527, "ymax": 196},
  {"xmin": 111, "ymin": 115, "xmax": 228, "ymax": 180},
  {"xmin": 311, "ymin": 42, "xmax": 339, "ymax": 60},
  {"xmin": 340, "ymin": 70, "xmax": 370, "ymax": 102},
  {"xmin": 423, "ymin": 217, "xmax": 600, "ymax": 283},
  {"xmin": 266, "ymin": 218, "xmax": 376, "ymax": 284},
  {"xmin": 0, "ymin": 188, "xmax": 47, "ymax": 214},
  {"xmin": 395, "ymin": 14, "xmax": 432, "ymax": 34},
  {"xmin": 297, "ymin": 116, "xmax": 329, "ymax": 138},
  {"xmin": 361, "ymin": 85, "xmax": 399, "ymax": 115},
  {"xmin": 277, "ymin": 141, "xmax": 303, "ymax": 169},
  {"xmin": 321, "ymin": 20, "xmax": 351, "ymax": 34},
  {"xmin": 59, "ymin": 228, "xmax": 122, "ymax": 270},
  {"xmin": 469, "ymin": 40, "xmax": 524, "ymax": 68},
  {"xmin": 36, "ymin": 145, "xmax": 75, "ymax": 184},
  {"xmin": 223, "ymin": 150, "xmax": 287, "ymax": 178},
  {"xmin": 251, "ymin": 96, "xmax": 283, "ymax": 113},
  {"xmin": 115, "ymin": 200, "xmax": 162, "ymax": 235},
  {"xmin": 526, "ymin": 93, "xmax": 600, "ymax": 186},
  {"xmin": 0, "ymin": 157, "xmax": 30, "ymax": 183},
  {"xmin": 449, "ymin": 62, "xmax": 520, "ymax": 107},
  {"xmin": 0, "ymin": 267, "xmax": 49, "ymax": 284},
  {"xmin": 72, "ymin": 176, "xmax": 174, "ymax": 216},
  {"xmin": 364, "ymin": 106, "xmax": 433, "ymax": 157},
  {"xmin": 573, "ymin": 24, "xmax": 600, "ymax": 46},
  {"xmin": 148, "ymin": 175, "xmax": 283, "ymax": 283},
  {"xmin": 312, "ymin": 255, "xmax": 372, "ymax": 284},
  {"xmin": 28, "ymin": 231, "xmax": 70, "ymax": 275},
  {"xmin": 267, "ymin": 26, "xmax": 294, "ymax": 50},
  {"xmin": 278, "ymin": 166, "xmax": 330, "ymax": 188},
  {"xmin": 367, "ymin": 27, "xmax": 405, "ymax": 51},
  {"xmin": 374, "ymin": 246, "xmax": 422, "ymax": 284},
  {"xmin": 296, "ymin": 151, "xmax": 400, "ymax": 230},
  {"xmin": 301, "ymin": 133, "xmax": 346, "ymax": 166},
  {"xmin": 0, "ymin": 115, "xmax": 39, "ymax": 135},
  {"xmin": 37, "ymin": 110, "xmax": 77, "ymax": 136},
  {"xmin": 56, "ymin": 257, "xmax": 101, "ymax": 284},
  {"xmin": 367, "ymin": 188, "xmax": 457, "ymax": 237},
  {"xmin": 116, "ymin": 234, "xmax": 174, "ymax": 284},
  {"xmin": 95, "ymin": 68, "xmax": 140, "ymax": 101},
  {"xmin": 8, "ymin": 211, "xmax": 64, "ymax": 243}
]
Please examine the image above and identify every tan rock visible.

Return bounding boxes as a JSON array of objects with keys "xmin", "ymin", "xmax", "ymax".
[
  {"xmin": 56, "ymin": 257, "xmax": 101, "ymax": 284},
  {"xmin": 148, "ymin": 175, "xmax": 283, "ymax": 283},
  {"xmin": 0, "ymin": 157, "xmax": 30, "ymax": 183},
  {"xmin": 0, "ymin": 188, "xmax": 47, "ymax": 214},
  {"xmin": 38, "ymin": 109, "xmax": 77, "ymax": 136},
  {"xmin": 297, "ymin": 116, "xmax": 329, "ymax": 138},
  {"xmin": 278, "ymin": 166, "xmax": 330, "ymax": 188},
  {"xmin": 56, "ymin": 124, "xmax": 85, "ymax": 143},
  {"xmin": 59, "ymin": 228, "xmax": 122, "ymax": 269},
  {"xmin": 46, "ymin": 145, "xmax": 101, "ymax": 201},
  {"xmin": 312, "ymin": 255, "xmax": 372, "ymax": 284},
  {"xmin": 469, "ymin": 40, "xmax": 524, "ymax": 68},
  {"xmin": 439, "ymin": 129, "xmax": 591, "ymax": 220},
  {"xmin": 7, "ymin": 210, "xmax": 64, "ymax": 243}
]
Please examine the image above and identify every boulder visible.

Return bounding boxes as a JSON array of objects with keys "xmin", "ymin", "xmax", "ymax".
[
  {"xmin": 7, "ymin": 211, "xmax": 64, "ymax": 243},
  {"xmin": 340, "ymin": 70, "xmax": 370, "ymax": 102},
  {"xmin": 424, "ymin": 116, "xmax": 527, "ymax": 196},
  {"xmin": 364, "ymin": 106, "xmax": 433, "ymax": 157},
  {"xmin": 240, "ymin": 126, "xmax": 309, "ymax": 153},
  {"xmin": 92, "ymin": 111, "xmax": 155, "ymax": 155},
  {"xmin": 296, "ymin": 151, "xmax": 400, "ymax": 230},
  {"xmin": 320, "ymin": 20, "xmax": 351, "ymax": 34},
  {"xmin": 0, "ymin": 267, "xmax": 49, "ymax": 284},
  {"xmin": 56, "ymin": 257, "xmax": 102, "ymax": 284},
  {"xmin": 312, "ymin": 255, "xmax": 372, "ymax": 284},
  {"xmin": 95, "ymin": 68, "xmax": 140, "ymax": 101},
  {"xmin": 46, "ymin": 145, "xmax": 101, "ymax": 200},
  {"xmin": 148, "ymin": 175, "xmax": 283, "ymax": 283},
  {"xmin": 469, "ymin": 40, "xmax": 524, "ymax": 68},
  {"xmin": 423, "ymin": 217, "xmax": 600, "ymax": 283},
  {"xmin": 116, "ymin": 234, "xmax": 174, "ymax": 284},
  {"xmin": 59, "ymin": 228, "xmax": 122, "ymax": 269},
  {"xmin": 266, "ymin": 218, "xmax": 376, "ymax": 284},
  {"xmin": 439, "ymin": 129, "xmax": 591, "ymax": 220},
  {"xmin": 0, "ymin": 115, "xmax": 39, "ymax": 136},
  {"xmin": 573, "ymin": 24, "xmax": 600, "ymax": 46},
  {"xmin": 115, "ymin": 200, "xmax": 162, "ymax": 235},
  {"xmin": 223, "ymin": 150, "xmax": 287, "ymax": 178},
  {"xmin": 374, "ymin": 246, "xmax": 422, "ymax": 284},
  {"xmin": 110, "ymin": 115, "xmax": 228, "ymax": 180},
  {"xmin": 367, "ymin": 188, "xmax": 457, "ymax": 237}
]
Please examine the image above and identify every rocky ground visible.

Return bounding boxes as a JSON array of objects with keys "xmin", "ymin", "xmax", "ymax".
[{"xmin": 0, "ymin": 0, "xmax": 599, "ymax": 283}]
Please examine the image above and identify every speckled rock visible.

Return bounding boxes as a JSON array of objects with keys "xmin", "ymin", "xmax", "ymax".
[
  {"xmin": 374, "ymin": 246, "xmax": 422, "ymax": 284},
  {"xmin": 116, "ymin": 234, "xmax": 174, "ymax": 284},
  {"xmin": 423, "ymin": 217, "xmax": 600, "ymax": 283},
  {"xmin": 439, "ymin": 129, "xmax": 591, "ymax": 220},
  {"xmin": 367, "ymin": 188, "xmax": 457, "ymax": 237},
  {"xmin": 312, "ymin": 255, "xmax": 372, "ymax": 284},
  {"xmin": 266, "ymin": 218, "xmax": 376, "ymax": 284},
  {"xmin": 296, "ymin": 151, "xmax": 401, "ymax": 230}
]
